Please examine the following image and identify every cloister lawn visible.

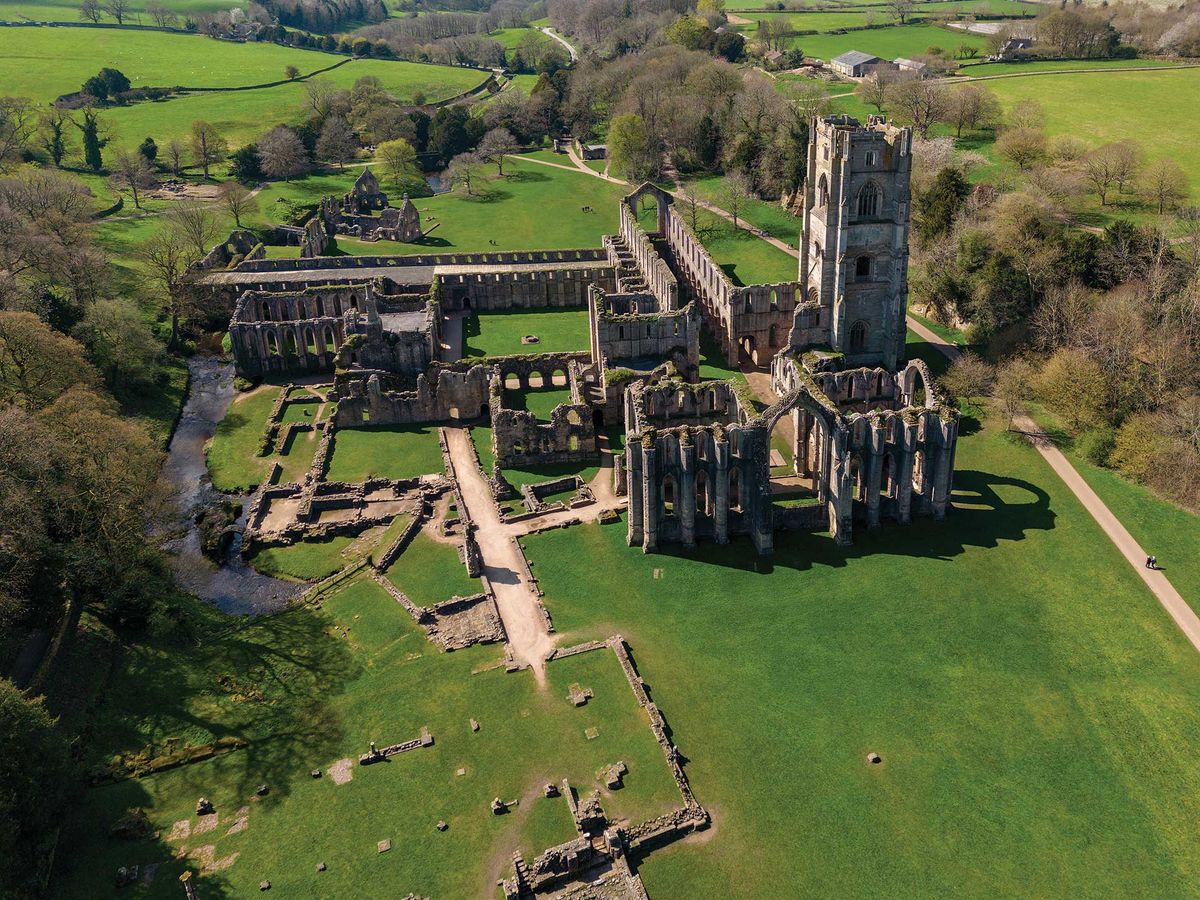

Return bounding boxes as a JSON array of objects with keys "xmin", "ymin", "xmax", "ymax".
[
  {"xmin": 384, "ymin": 530, "xmax": 482, "ymax": 606},
  {"xmin": 518, "ymin": 395, "xmax": 1200, "ymax": 896},
  {"xmin": 692, "ymin": 208, "xmax": 798, "ymax": 286},
  {"xmin": 503, "ymin": 386, "xmax": 574, "ymax": 422},
  {"xmin": 465, "ymin": 308, "xmax": 591, "ymax": 358},
  {"xmin": 325, "ymin": 425, "xmax": 444, "ymax": 483},
  {"xmin": 52, "ymin": 578, "xmax": 683, "ymax": 897}
]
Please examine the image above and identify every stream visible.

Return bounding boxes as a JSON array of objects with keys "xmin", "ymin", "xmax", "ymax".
[{"xmin": 161, "ymin": 356, "xmax": 303, "ymax": 615}]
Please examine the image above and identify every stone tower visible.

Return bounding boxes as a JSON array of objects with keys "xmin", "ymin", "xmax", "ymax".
[{"xmin": 797, "ymin": 115, "xmax": 912, "ymax": 370}]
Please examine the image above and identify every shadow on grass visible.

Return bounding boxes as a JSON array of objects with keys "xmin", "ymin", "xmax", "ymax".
[{"xmin": 653, "ymin": 468, "xmax": 1055, "ymax": 576}]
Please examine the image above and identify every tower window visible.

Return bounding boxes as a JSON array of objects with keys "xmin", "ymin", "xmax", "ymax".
[
  {"xmin": 865, "ymin": 150, "xmax": 879, "ymax": 166},
  {"xmin": 857, "ymin": 183, "xmax": 881, "ymax": 217},
  {"xmin": 855, "ymin": 256, "xmax": 871, "ymax": 279},
  {"xmin": 817, "ymin": 174, "xmax": 829, "ymax": 207},
  {"xmin": 849, "ymin": 320, "xmax": 868, "ymax": 352}
]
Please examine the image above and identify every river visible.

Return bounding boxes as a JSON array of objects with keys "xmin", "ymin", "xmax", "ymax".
[{"xmin": 160, "ymin": 356, "xmax": 303, "ymax": 615}]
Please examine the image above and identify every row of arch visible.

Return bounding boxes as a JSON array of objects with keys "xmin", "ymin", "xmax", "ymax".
[{"xmin": 254, "ymin": 294, "xmax": 358, "ymax": 322}]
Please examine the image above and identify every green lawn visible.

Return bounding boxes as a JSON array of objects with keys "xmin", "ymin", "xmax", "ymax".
[
  {"xmin": 384, "ymin": 529, "xmax": 481, "ymax": 606},
  {"xmin": 519, "ymin": 390, "xmax": 1200, "ymax": 896},
  {"xmin": 276, "ymin": 427, "xmax": 319, "ymax": 484},
  {"xmin": 682, "ymin": 174, "xmax": 802, "ymax": 249},
  {"xmin": 0, "ymin": 0, "xmax": 241, "ymax": 19},
  {"xmin": 52, "ymin": 578, "xmax": 683, "ymax": 897},
  {"xmin": 503, "ymin": 386, "xmax": 573, "ymax": 422},
  {"xmin": 690, "ymin": 208, "xmax": 798, "ymax": 286},
  {"xmin": 206, "ymin": 384, "xmax": 279, "ymax": 492},
  {"xmin": 325, "ymin": 425, "xmax": 444, "ymax": 483},
  {"xmin": 983, "ymin": 68, "xmax": 1200, "ymax": 201},
  {"xmin": 502, "ymin": 459, "xmax": 600, "ymax": 493},
  {"xmin": 465, "ymin": 308, "xmax": 591, "ymax": 358},
  {"xmin": 794, "ymin": 23, "xmax": 985, "ymax": 60},
  {"xmin": 247, "ymin": 535, "xmax": 355, "ymax": 581},
  {"xmin": 471, "ymin": 424, "xmax": 496, "ymax": 475},
  {"xmin": 959, "ymin": 57, "xmax": 1192, "ymax": 78}
]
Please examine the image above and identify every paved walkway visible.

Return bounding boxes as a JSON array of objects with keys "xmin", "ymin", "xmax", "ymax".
[
  {"xmin": 906, "ymin": 315, "xmax": 1200, "ymax": 653},
  {"xmin": 539, "ymin": 26, "xmax": 577, "ymax": 62}
]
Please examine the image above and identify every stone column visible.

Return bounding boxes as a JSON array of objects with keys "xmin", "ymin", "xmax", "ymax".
[
  {"xmin": 865, "ymin": 427, "xmax": 884, "ymax": 528},
  {"xmin": 626, "ymin": 443, "xmax": 643, "ymax": 546},
  {"xmin": 713, "ymin": 440, "xmax": 729, "ymax": 544},
  {"xmin": 642, "ymin": 445, "xmax": 658, "ymax": 553},
  {"xmin": 679, "ymin": 441, "xmax": 697, "ymax": 549},
  {"xmin": 895, "ymin": 422, "xmax": 917, "ymax": 525},
  {"xmin": 930, "ymin": 420, "xmax": 954, "ymax": 520}
]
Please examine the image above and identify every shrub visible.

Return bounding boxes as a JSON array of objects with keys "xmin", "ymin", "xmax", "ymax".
[{"xmin": 1076, "ymin": 426, "xmax": 1115, "ymax": 466}]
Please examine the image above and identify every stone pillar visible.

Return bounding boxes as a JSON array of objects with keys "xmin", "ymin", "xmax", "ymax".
[
  {"xmin": 642, "ymin": 445, "xmax": 658, "ymax": 552},
  {"xmin": 679, "ymin": 442, "xmax": 697, "ymax": 549},
  {"xmin": 930, "ymin": 420, "xmax": 954, "ymax": 520},
  {"xmin": 865, "ymin": 427, "xmax": 884, "ymax": 528},
  {"xmin": 626, "ymin": 444, "xmax": 643, "ymax": 546},
  {"xmin": 828, "ymin": 434, "xmax": 854, "ymax": 546},
  {"xmin": 713, "ymin": 440, "xmax": 729, "ymax": 545},
  {"xmin": 895, "ymin": 422, "xmax": 917, "ymax": 525}
]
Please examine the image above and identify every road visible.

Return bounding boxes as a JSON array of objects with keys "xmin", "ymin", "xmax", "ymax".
[
  {"xmin": 540, "ymin": 26, "xmax": 577, "ymax": 63},
  {"xmin": 906, "ymin": 315, "xmax": 1200, "ymax": 654}
]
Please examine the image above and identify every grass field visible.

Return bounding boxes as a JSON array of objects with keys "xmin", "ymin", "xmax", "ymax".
[
  {"xmin": 0, "ymin": 0, "xmax": 241, "ymax": 20},
  {"xmin": 959, "ymin": 57, "xmax": 1193, "ymax": 77},
  {"xmin": 519, "ymin": 386, "xmax": 1200, "ymax": 895},
  {"xmin": 682, "ymin": 174, "xmax": 802, "ymax": 249},
  {"xmin": 205, "ymin": 384, "xmax": 279, "ymax": 492},
  {"xmin": 247, "ymin": 535, "xmax": 355, "ymax": 581},
  {"xmin": 465, "ymin": 308, "xmax": 591, "ymax": 358},
  {"xmin": 983, "ymin": 68, "xmax": 1200, "ymax": 201},
  {"xmin": 503, "ymin": 385, "xmax": 573, "ymax": 421},
  {"xmin": 691, "ymin": 207, "xmax": 799, "ymax": 286},
  {"xmin": 791, "ymin": 23, "xmax": 986, "ymax": 60},
  {"xmin": 384, "ymin": 529, "xmax": 481, "ymax": 605},
  {"xmin": 325, "ymin": 424, "xmax": 444, "ymax": 483},
  {"xmin": 51, "ymin": 577, "xmax": 683, "ymax": 897}
]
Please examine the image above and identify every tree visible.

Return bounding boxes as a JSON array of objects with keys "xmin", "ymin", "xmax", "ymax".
[
  {"xmin": 992, "ymin": 356, "xmax": 1036, "ymax": 430},
  {"xmin": 722, "ymin": 169, "xmax": 753, "ymax": 229},
  {"xmin": 1141, "ymin": 158, "xmax": 1189, "ymax": 215},
  {"xmin": 608, "ymin": 113, "xmax": 656, "ymax": 182},
  {"xmin": 0, "ymin": 311, "xmax": 97, "ymax": 410},
  {"xmin": 229, "ymin": 142, "xmax": 262, "ymax": 182},
  {"xmin": 81, "ymin": 75, "xmax": 109, "ymax": 102},
  {"xmin": 218, "ymin": 180, "xmax": 254, "ymax": 228},
  {"xmin": 100, "ymin": 0, "xmax": 129, "ymax": 23},
  {"xmin": 163, "ymin": 138, "xmax": 186, "ymax": 176},
  {"xmin": 98, "ymin": 67, "xmax": 130, "ymax": 96},
  {"xmin": 888, "ymin": 0, "xmax": 914, "ymax": 24},
  {"xmin": 0, "ymin": 97, "xmax": 36, "ymax": 170},
  {"xmin": 1108, "ymin": 139, "xmax": 1144, "ymax": 195},
  {"xmin": 72, "ymin": 297, "xmax": 161, "ymax": 385},
  {"xmin": 285, "ymin": 64, "xmax": 301, "ymax": 80},
  {"xmin": 995, "ymin": 127, "xmax": 1046, "ymax": 171},
  {"xmin": 855, "ymin": 72, "xmax": 892, "ymax": 114},
  {"xmin": 941, "ymin": 84, "xmax": 1001, "ymax": 137},
  {"xmin": 1008, "ymin": 98, "xmax": 1045, "ymax": 130},
  {"xmin": 257, "ymin": 125, "xmax": 308, "ymax": 181},
  {"xmin": 428, "ymin": 106, "xmax": 474, "ymax": 168},
  {"xmin": 190, "ymin": 120, "xmax": 227, "ymax": 179},
  {"xmin": 376, "ymin": 138, "xmax": 422, "ymax": 192},
  {"xmin": 39, "ymin": 108, "xmax": 70, "ymax": 167},
  {"xmin": 887, "ymin": 78, "xmax": 946, "ymax": 139},
  {"xmin": 137, "ymin": 228, "xmax": 192, "ymax": 349},
  {"xmin": 1034, "ymin": 347, "xmax": 1109, "ymax": 431},
  {"xmin": 941, "ymin": 351, "xmax": 994, "ymax": 406},
  {"xmin": 167, "ymin": 200, "xmax": 219, "ymax": 260},
  {"xmin": 478, "ymin": 127, "xmax": 518, "ymax": 176},
  {"xmin": 1083, "ymin": 142, "xmax": 1128, "ymax": 206},
  {"xmin": 914, "ymin": 166, "xmax": 970, "ymax": 244},
  {"xmin": 0, "ymin": 681, "xmax": 70, "ymax": 900},
  {"xmin": 75, "ymin": 106, "xmax": 106, "ymax": 172},
  {"xmin": 447, "ymin": 151, "xmax": 485, "ymax": 197},
  {"xmin": 315, "ymin": 116, "xmax": 357, "ymax": 170},
  {"xmin": 146, "ymin": 2, "xmax": 178, "ymax": 26},
  {"xmin": 79, "ymin": 0, "xmax": 102, "ymax": 22},
  {"xmin": 664, "ymin": 15, "xmax": 712, "ymax": 51},
  {"xmin": 108, "ymin": 149, "xmax": 156, "ymax": 208}
]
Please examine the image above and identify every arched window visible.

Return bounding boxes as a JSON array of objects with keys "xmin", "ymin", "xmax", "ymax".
[
  {"xmin": 856, "ymin": 256, "xmax": 871, "ymax": 280},
  {"xmin": 857, "ymin": 182, "xmax": 881, "ymax": 217},
  {"xmin": 768, "ymin": 324, "xmax": 779, "ymax": 348},
  {"xmin": 817, "ymin": 174, "xmax": 829, "ymax": 207},
  {"xmin": 316, "ymin": 297, "xmax": 325, "ymax": 317},
  {"xmin": 261, "ymin": 301, "xmax": 271, "ymax": 321},
  {"xmin": 849, "ymin": 320, "xmax": 867, "ymax": 353},
  {"xmin": 662, "ymin": 474, "xmax": 675, "ymax": 516}
]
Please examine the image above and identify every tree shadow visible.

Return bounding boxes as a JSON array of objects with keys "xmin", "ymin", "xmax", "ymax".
[
  {"xmin": 653, "ymin": 469, "xmax": 1055, "ymax": 576},
  {"xmin": 507, "ymin": 168, "xmax": 550, "ymax": 184}
]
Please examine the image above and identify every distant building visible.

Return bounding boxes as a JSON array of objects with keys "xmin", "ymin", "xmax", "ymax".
[
  {"xmin": 894, "ymin": 57, "xmax": 928, "ymax": 76},
  {"xmin": 762, "ymin": 49, "xmax": 784, "ymax": 67},
  {"xmin": 991, "ymin": 37, "xmax": 1036, "ymax": 60},
  {"xmin": 830, "ymin": 50, "xmax": 889, "ymax": 78}
]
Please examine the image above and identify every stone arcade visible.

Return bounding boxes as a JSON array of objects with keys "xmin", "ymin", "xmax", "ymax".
[{"xmin": 201, "ymin": 115, "xmax": 957, "ymax": 554}]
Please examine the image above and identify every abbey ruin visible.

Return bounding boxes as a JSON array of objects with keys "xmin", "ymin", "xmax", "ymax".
[{"xmin": 200, "ymin": 115, "xmax": 959, "ymax": 555}]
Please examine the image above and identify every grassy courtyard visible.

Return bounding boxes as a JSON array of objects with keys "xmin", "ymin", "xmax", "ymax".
[
  {"xmin": 516, "ymin": 390, "xmax": 1200, "ymax": 896},
  {"xmin": 325, "ymin": 425, "xmax": 444, "ymax": 483},
  {"xmin": 246, "ymin": 535, "xmax": 355, "ymax": 582},
  {"xmin": 205, "ymin": 385, "xmax": 280, "ymax": 493},
  {"xmin": 503, "ymin": 386, "xmax": 574, "ymax": 422},
  {"xmin": 384, "ymin": 529, "xmax": 482, "ymax": 606},
  {"xmin": 465, "ymin": 308, "xmax": 591, "ymax": 358},
  {"xmin": 51, "ymin": 578, "xmax": 683, "ymax": 897}
]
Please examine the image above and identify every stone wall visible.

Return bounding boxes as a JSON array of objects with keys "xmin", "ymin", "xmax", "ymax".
[
  {"xmin": 489, "ymin": 353, "xmax": 598, "ymax": 468},
  {"xmin": 435, "ymin": 264, "xmax": 617, "ymax": 312},
  {"xmin": 333, "ymin": 363, "xmax": 492, "ymax": 427}
]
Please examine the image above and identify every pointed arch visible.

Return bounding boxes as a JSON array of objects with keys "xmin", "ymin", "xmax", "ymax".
[{"xmin": 856, "ymin": 181, "xmax": 881, "ymax": 217}]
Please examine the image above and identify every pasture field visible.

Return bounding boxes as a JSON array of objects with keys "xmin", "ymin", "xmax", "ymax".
[
  {"xmin": 0, "ymin": 0, "xmax": 241, "ymax": 21},
  {"xmin": 50, "ymin": 577, "xmax": 683, "ymax": 897},
  {"xmin": 519, "ymin": 374, "xmax": 1200, "ymax": 897},
  {"xmin": 788, "ymin": 23, "xmax": 986, "ymax": 59},
  {"xmin": 959, "ymin": 57, "xmax": 1192, "ymax": 77}
]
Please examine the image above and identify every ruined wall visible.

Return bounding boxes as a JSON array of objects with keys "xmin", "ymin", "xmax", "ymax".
[
  {"xmin": 228, "ymin": 287, "xmax": 364, "ymax": 378},
  {"xmin": 612, "ymin": 206, "xmax": 679, "ymax": 308},
  {"xmin": 588, "ymin": 288, "xmax": 700, "ymax": 379},
  {"xmin": 435, "ymin": 265, "xmax": 617, "ymax": 312},
  {"xmin": 488, "ymin": 352, "xmax": 598, "ymax": 468},
  {"xmin": 333, "ymin": 364, "xmax": 492, "ymax": 427}
]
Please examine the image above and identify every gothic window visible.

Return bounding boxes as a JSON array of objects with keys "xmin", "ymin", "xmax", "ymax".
[
  {"xmin": 817, "ymin": 174, "xmax": 829, "ymax": 207},
  {"xmin": 768, "ymin": 324, "xmax": 779, "ymax": 348},
  {"xmin": 849, "ymin": 320, "xmax": 868, "ymax": 352},
  {"xmin": 865, "ymin": 150, "xmax": 879, "ymax": 167},
  {"xmin": 856, "ymin": 182, "xmax": 881, "ymax": 218},
  {"xmin": 855, "ymin": 255, "xmax": 871, "ymax": 280},
  {"xmin": 261, "ymin": 301, "xmax": 271, "ymax": 321}
]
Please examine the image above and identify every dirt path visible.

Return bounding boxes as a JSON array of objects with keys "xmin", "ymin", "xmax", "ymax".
[
  {"xmin": 443, "ymin": 428, "xmax": 558, "ymax": 680},
  {"xmin": 906, "ymin": 314, "xmax": 1200, "ymax": 654}
]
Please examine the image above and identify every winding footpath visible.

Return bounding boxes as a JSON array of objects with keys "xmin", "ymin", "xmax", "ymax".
[{"xmin": 907, "ymin": 315, "xmax": 1200, "ymax": 653}]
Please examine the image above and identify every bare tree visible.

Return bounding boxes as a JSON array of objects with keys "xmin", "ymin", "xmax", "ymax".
[
  {"xmin": 1083, "ymin": 142, "xmax": 1129, "ymax": 206},
  {"xmin": 1141, "ymin": 158, "xmax": 1189, "ymax": 215},
  {"xmin": 888, "ymin": 0, "xmax": 913, "ymax": 24},
  {"xmin": 190, "ymin": 120, "xmax": 227, "ymax": 179},
  {"xmin": 137, "ymin": 229, "xmax": 193, "ymax": 349},
  {"xmin": 146, "ymin": 1, "xmax": 177, "ymax": 26},
  {"xmin": 78, "ymin": 0, "xmax": 103, "ymax": 23},
  {"xmin": 315, "ymin": 116, "xmax": 358, "ymax": 170},
  {"xmin": 164, "ymin": 138, "xmax": 186, "ymax": 176},
  {"xmin": 166, "ymin": 201, "xmax": 219, "ymax": 260},
  {"xmin": 995, "ymin": 127, "xmax": 1047, "ymax": 171},
  {"xmin": 721, "ymin": 169, "xmax": 753, "ymax": 229},
  {"xmin": 941, "ymin": 84, "xmax": 1001, "ymax": 137},
  {"xmin": 887, "ymin": 78, "xmax": 947, "ymax": 140},
  {"xmin": 447, "ymin": 151, "xmax": 485, "ymax": 197},
  {"xmin": 1109, "ymin": 139, "xmax": 1144, "ymax": 195},
  {"xmin": 992, "ymin": 356, "xmax": 1036, "ymax": 430},
  {"xmin": 855, "ymin": 72, "xmax": 891, "ymax": 114},
  {"xmin": 108, "ymin": 150, "xmax": 156, "ymax": 209},
  {"xmin": 0, "ymin": 97, "xmax": 37, "ymax": 171},
  {"xmin": 257, "ymin": 126, "xmax": 308, "ymax": 181},
  {"xmin": 941, "ymin": 352, "xmax": 995, "ymax": 407},
  {"xmin": 477, "ymin": 127, "xmax": 519, "ymax": 176},
  {"xmin": 218, "ymin": 181, "xmax": 254, "ymax": 228},
  {"xmin": 100, "ymin": 0, "xmax": 129, "ymax": 24},
  {"xmin": 677, "ymin": 183, "xmax": 703, "ymax": 232}
]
